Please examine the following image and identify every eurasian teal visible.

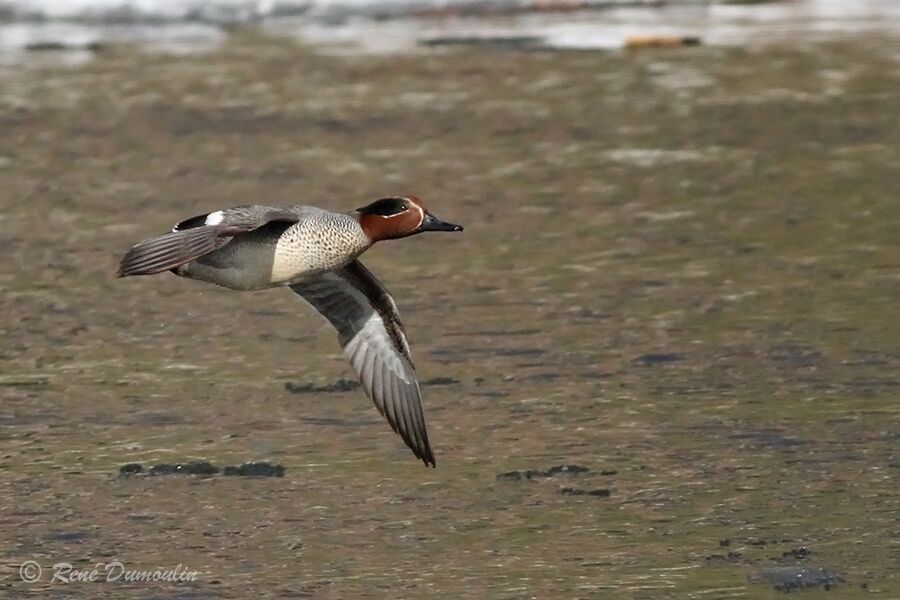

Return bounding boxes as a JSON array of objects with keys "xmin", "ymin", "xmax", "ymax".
[{"xmin": 118, "ymin": 196, "xmax": 463, "ymax": 467}]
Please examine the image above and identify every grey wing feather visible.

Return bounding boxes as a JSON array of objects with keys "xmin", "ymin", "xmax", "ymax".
[
  {"xmin": 289, "ymin": 260, "xmax": 435, "ymax": 467},
  {"xmin": 173, "ymin": 205, "xmax": 302, "ymax": 233},
  {"xmin": 117, "ymin": 226, "xmax": 221, "ymax": 277},
  {"xmin": 117, "ymin": 205, "xmax": 301, "ymax": 277}
]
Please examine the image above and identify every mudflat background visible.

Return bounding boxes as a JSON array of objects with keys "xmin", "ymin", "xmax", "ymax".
[{"xmin": 1, "ymin": 31, "xmax": 898, "ymax": 598}]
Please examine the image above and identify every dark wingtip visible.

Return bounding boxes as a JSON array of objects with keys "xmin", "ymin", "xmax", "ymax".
[
  {"xmin": 116, "ymin": 258, "xmax": 139, "ymax": 278},
  {"xmin": 421, "ymin": 445, "xmax": 436, "ymax": 468}
]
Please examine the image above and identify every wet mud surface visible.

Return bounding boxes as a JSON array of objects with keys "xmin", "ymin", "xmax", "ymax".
[{"xmin": 1, "ymin": 31, "xmax": 899, "ymax": 598}]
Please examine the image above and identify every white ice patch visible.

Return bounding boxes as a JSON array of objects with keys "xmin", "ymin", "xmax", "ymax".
[{"xmin": 205, "ymin": 210, "xmax": 224, "ymax": 226}]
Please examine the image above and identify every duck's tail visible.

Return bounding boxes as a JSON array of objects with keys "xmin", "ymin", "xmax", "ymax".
[{"xmin": 117, "ymin": 226, "xmax": 220, "ymax": 278}]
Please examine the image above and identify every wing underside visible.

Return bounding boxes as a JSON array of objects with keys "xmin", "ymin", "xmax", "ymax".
[{"xmin": 289, "ymin": 260, "xmax": 435, "ymax": 467}]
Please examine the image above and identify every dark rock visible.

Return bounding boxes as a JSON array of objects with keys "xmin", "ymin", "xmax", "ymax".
[
  {"xmin": 420, "ymin": 36, "xmax": 543, "ymax": 49},
  {"xmin": 494, "ymin": 348, "xmax": 546, "ymax": 357},
  {"xmin": 133, "ymin": 412, "xmax": 183, "ymax": 426},
  {"xmin": 496, "ymin": 464, "xmax": 589, "ymax": 481},
  {"xmin": 118, "ymin": 461, "xmax": 283, "ymax": 478},
  {"xmin": 704, "ymin": 551, "xmax": 742, "ymax": 562},
  {"xmin": 119, "ymin": 463, "xmax": 143, "ymax": 476},
  {"xmin": 423, "ymin": 377, "xmax": 459, "ymax": 386},
  {"xmin": 473, "ymin": 391, "xmax": 509, "ymax": 398},
  {"xmin": 297, "ymin": 416, "xmax": 370, "ymax": 427},
  {"xmin": 754, "ymin": 566, "xmax": 844, "ymax": 592},
  {"xmin": 496, "ymin": 470, "xmax": 526, "ymax": 481},
  {"xmin": 559, "ymin": 487, "xmax": 610, "ymax": 497},
  {"xmin": 545, "ymin": 464, "xmax": 589, "ymax": 476},
  {"xmin": 284, "ymin": 379, "xmax": 359, "ymax": 394},
  {"xmin": 148, "ymin": 461, "xmax": 220, "ymax": 476},
  {"xmin": 223, "ymin": 462, "xmax": 285, "ymax": 477},
  {"xmin": 769, "ymin": 345, "xmax": 821, "ymax": 368},
  {"xmin": 782, "ymin": 547, "xmax": 812, "ymax": 560},
  {"xmin": 51, "ymin": 531, "xmax": 88, "ymax": 541},
  {"xmin": 25, "ymin": 41, "xmax": 105, "ymax": 52},
  {"xmin": 730, "ymin": 430, "xmax": 809, "ymax": 449},
  {"xmin": 526, "ymin": 373, "xmax": 562, "ymax": 381},
  {"xmin": 634, "ymin": 353, "xmax": 684, "ymax": 366}
]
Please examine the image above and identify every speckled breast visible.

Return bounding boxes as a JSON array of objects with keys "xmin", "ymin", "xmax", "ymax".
[{"xmin": 270, "ymin": 216, "xmax": 370, "ymax": 284}]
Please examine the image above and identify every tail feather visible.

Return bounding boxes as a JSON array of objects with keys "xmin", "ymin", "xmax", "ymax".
[{"xmin": 117, "ymin": 226, "xmax": 220, "ymax": 277}]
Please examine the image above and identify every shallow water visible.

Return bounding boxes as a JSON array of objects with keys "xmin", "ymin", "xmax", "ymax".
[
  {"xmin": 1, "ymin": 32, "xmax": 898, "ymax": 597},
  {"xmin": 3, "ymin": 0, "xmax": 900, "ymax": 60}
]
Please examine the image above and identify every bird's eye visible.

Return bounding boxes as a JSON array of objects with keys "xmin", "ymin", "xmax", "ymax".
[{"xmin": 367, "ymin": 197, "xmax": 410, "ymax": 216}]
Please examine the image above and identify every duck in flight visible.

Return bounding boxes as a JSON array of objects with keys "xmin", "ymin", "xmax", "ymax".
[{"xmin": 117, "ymin": 196, "xmax": 463, "ymax": 467}]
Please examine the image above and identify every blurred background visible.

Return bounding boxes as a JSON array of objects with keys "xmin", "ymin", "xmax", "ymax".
[
  {"xmin": 1, "ymin": 0, "xmax": 898, "ymax": 598},
  {"xmin": 1, "ymin": 0, "xmax": 900, "ymax": 57}
]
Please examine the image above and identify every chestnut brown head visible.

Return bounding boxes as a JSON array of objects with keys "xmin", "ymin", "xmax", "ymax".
[{"xmin": 357, "ymin": 196, "xmax": 463, "ymax": 243}]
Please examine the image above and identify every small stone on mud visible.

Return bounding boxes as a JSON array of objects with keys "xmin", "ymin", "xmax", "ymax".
[
  {"xmin": 119, "ymin": 463, "xmax": 143, "ymax": 476},
  {"xmin": 423, "ymin": 377, "xmax": 459, "ymax": 386},
  {"xmin": 782, "ymin": 547, "xmax": 812, "ymax": 560},
  {"xmin": 754, "ymin": 566, "xmax": 844, "ymax": 592},
  {"xmin": 496, "ymin": 464, "xmax": 590, "ymax": 480},
  {"xmin": 545, "ymin": 464, "xmax": 589, "ymax": 476},
  {"xmin": 769, "ymin": 345, "xmax": 821, "ymax": 367},
  {"xmin": 634, "ymin": 353, "xmax": 684, "ymax": 366},
  {"xmin": 559, "ymin": 487, "xmax": 610, "ymax": 497},
  {"xmin": 27, "ymin": 41, "xmax": 106, "ymax": 52},
  {"xmin": 420, "ymin": 36, "xmax": 543, "ymax": 49},
  {"xmin": 223, "ymin": 462, "xmax": 285, "ymax": 477},
  {"xmin": 51, "ymin": 531, "xmax": 89, "ymax": 541},
  {"xmin": 284, "ymin": 379, "xmax": 359, "ymax": 394},
  {"xmin": 704, "ymin": 551, "xmax": 742, "ymax": 562},
  {"xmin": 118, "ymin": 461, "xmax": 284, "ymax": 477},
  {"xmin": 148, "ymin": 461, "xmax": 220, "ymax": 476}
]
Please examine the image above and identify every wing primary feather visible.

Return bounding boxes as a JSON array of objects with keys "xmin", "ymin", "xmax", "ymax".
[
  {"xmin": 117, "ymin": 226, "xmax": 220, "ymax": 277},
  {"xmin": 394, "ymin": 382, "xmax": 418, "ymax": 455},
  {"xmin": 288, "ymin": 261, "xmax": 436, "ymax": 467},
  {"xmin": 404, "ymin": 384, "xmax": 431, "ymax": 466}
]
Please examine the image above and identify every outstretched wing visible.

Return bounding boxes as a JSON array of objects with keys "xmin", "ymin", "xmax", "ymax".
[
  {"xmin": 117, "ymin": 205, "xmax": 300, "ymax": 277},
  {"xmin": 289, "ymin": 260, "xmax": 435, "ymax": 467}
]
